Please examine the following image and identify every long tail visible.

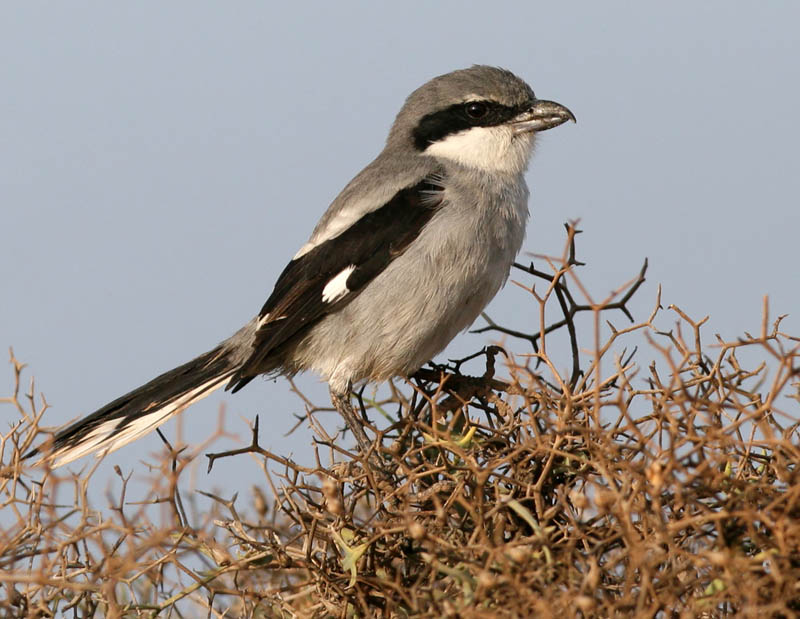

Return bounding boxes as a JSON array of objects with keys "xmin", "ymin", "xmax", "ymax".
[{"xmin": 28, "ymin": 345, "xmax": 238, "ymax": 467}]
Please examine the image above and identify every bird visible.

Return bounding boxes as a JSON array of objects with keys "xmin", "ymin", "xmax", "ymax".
[{"xmin": 29, "ymin": 65, "xmax": 575, "ymax": 467}]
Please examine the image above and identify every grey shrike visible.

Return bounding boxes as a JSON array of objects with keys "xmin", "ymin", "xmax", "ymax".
[{"xmin": 31, "ymin": 65, "xmax": 575, "ymax": 467}]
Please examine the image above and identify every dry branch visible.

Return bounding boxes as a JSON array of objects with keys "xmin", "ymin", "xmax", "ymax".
[{"xmin": 1, "ymin": 226, "xmax": 798, "ymax": 617}]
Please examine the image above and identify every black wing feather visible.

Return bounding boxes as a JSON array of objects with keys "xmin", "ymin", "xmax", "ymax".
[{"xmin": 227, "ymin": 176, "xmax": 444, "ymax": 392}]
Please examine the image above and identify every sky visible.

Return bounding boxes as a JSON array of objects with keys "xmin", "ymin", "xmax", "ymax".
[{"xmin": 2, "ymin": 3, "xmax": 799, "ymax": 498}]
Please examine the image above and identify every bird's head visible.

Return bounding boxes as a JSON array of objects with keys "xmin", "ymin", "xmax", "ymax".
[{"xmin": 389, "ymin": 65, "xmax": 575, "ymax": 175}]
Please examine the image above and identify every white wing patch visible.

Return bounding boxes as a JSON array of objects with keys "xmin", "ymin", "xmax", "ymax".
[
  {"xmin": 322, "ymin": 265, "xmax": 356, "ymax": 303},
  {"xmin": 49, "ymin": 375, "xmax": 230, "ymax": 467}
]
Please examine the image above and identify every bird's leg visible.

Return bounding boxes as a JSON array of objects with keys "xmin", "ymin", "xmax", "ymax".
[{"xmin": 330, "ymin": 388, "xmax": 381, "ymax": 464}]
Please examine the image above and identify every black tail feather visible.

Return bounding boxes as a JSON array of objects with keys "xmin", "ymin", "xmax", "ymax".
[{"xmin": 26, "ymin": 345, "xmax": 236, "ymax": 466}]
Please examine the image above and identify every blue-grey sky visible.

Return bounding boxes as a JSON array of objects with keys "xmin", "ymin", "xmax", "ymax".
[{"xmin": 2, "ymin": 3, "xmax": 799, "ymax": 487}]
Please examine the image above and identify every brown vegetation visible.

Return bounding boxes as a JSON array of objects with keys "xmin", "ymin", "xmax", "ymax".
[{"xmin": 2, "ymin": 225, "xmax": 799, "ymax": 617}]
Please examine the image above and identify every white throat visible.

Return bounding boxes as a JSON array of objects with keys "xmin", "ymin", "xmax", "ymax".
[{"xmin": 424, "ymin": 125, "xmax": 535, "ymax": 174}]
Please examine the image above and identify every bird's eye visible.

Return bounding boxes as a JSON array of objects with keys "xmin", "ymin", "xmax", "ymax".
[{"xmin": 465, "ymin": 102, "xmax": 488, "ymax": 119}]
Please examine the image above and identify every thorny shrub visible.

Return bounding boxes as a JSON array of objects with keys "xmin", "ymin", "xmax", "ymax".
[{"xmin": 1, "ymin": 225, "xmax": 799, "ymax": 618}]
